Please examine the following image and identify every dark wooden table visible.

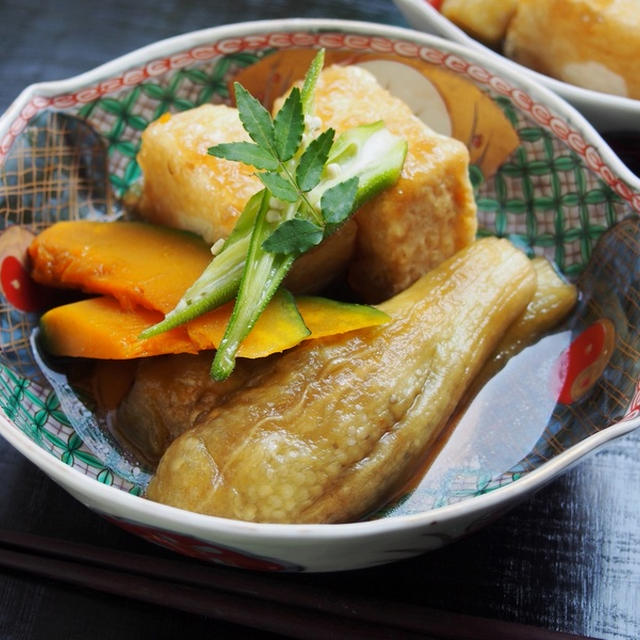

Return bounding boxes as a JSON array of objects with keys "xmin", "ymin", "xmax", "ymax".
[{"xmin": 1, "ymin": 0, "xmax": 639, "ymax": 638}]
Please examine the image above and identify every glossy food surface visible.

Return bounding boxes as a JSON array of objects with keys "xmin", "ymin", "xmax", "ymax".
[{"xmin": 147, "ymin": 237, "xmax": 536, "ymax": 522}]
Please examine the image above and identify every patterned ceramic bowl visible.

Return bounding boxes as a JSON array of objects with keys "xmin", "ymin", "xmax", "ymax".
[
  {"xmin": 393, "ymin": 0, "xmax": 640, "ymax": 132},
  {"xmin": 1, "ymin": 19, "xmax": 640, "ymax": 572}
]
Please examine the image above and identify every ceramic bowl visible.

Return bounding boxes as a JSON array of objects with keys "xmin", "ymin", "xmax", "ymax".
[
  {"xmin": 1, "ymin": 19, "xmax": 640, "ymax": 572},
  {"xmin": 393, "ymin": 0, "xmax": 640, "ymax": 132}
]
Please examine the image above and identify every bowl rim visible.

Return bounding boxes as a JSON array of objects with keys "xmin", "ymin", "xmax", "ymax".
[
  {"xmin": 393, "ymin": 0, "xmax": 640, "ymax": 113},
  {"xmin": 1, "ymin": 17, "xmax": 640, "ymax": 541}
]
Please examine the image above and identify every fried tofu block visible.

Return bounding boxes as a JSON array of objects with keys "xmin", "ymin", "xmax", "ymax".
[
  {"xmin": 309, "ymin": 65, "xmax": 477, "ymax": 302},
  {"xmin": 139, "ymin": 65, "xmax": 477, "ymax": 302},
  {"xmin": 441, "ymin": 0, "xmax": 517, "ymax": 46},
  {"xmin": 504, "ymin": 0, "xmax": 640, "ymax": 99},
  {"xmin": 136, "ymin": 105, "xmax": 261, "ymax": 243},
  {"xmin": 136, "ymin": 104, "xmax": 356, "ymax": 293}
]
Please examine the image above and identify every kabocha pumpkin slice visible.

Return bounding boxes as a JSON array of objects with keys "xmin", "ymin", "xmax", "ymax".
[
  {"xmin": 39, "ymin": 290, "xmax": 390, "ymax": 360},
  {"xmin": 188, "ymin": 292, "xmax": 391, "ymax": 355},
  {"xmin": 296, "ymin": 296, "xmax": 390, "ymax": 340},
  {"xmin": 39, "ymin": 297, "xmax": 196, "ymax": 359},
  {"xmin": 185, "ymin": 289, "xmax": 310, "ymax": 358},
  {"xmin": 29, "ymin": 220, "xmax": 391, "ymax": 352},
  {"xmin": 147, "ymin": 238, "xmax": 536, "ymax": 524},
  {"xmin": 28, "ymin": 220, "xmax": 212, "ymax": 313},
  {"xmin": 39, "ymin": 291, "xmax": 308, "ymax": 360}
]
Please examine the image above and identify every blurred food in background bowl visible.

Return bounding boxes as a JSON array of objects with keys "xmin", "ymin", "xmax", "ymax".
[{"xmin": 394, "ymin": 0, "xmax": 640, "ymax": 133}]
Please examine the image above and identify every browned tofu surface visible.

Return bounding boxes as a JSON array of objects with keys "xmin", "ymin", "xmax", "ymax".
[
  {"xmin": 310, "ymin": 65, "xmax": 477, "ymax": 302},
  {"xmin": 136, "ymin": 104, "xmax": 261, "ymax": 243},
  {"xmin": 137, "ymin": 65, "xmax": 478, "ymax": 302}
]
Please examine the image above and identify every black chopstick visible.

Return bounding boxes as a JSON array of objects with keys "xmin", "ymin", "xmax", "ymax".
[
  {"xmin": 0, "ymin": 542, "xmax": 418, "ymax": 639},
  {"xmin": 0, "ymin": 529, "xmax": 589, "ymax": 640},
  {"xmin": 0, "ymin": 543, "xmax": 408, "ymax": 640}
]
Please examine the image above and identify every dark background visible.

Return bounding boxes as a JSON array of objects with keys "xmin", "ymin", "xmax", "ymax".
[{"xmin": 1, "ymin": 0, "xmax": 639, "ymax": 638}]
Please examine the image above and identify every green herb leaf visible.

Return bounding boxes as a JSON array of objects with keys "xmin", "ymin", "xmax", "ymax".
[
  {"xmin": 257, "ymin": 172, "xmax": 299, "ymax": 202},
  {"xmin": 296, "ymin": 128, "xmax": 335, "ymax": 192},
  {"xmin": 233, "ymin": 82, "xmax": 276, "ymax": 154},
  {"xmin": 208, "ymin": 141, "xmax": 278, "ymax": 171},
  {"xmin": 262, "ymin": 218, "xmax": 324, "ymax": 254},
  {"xmin": 321, "ymin": 177, "xmax": 359, "ymax": 225},
  {"xmin": 273, "ymin": 87, "xmax": 303, "ymax": 162}
]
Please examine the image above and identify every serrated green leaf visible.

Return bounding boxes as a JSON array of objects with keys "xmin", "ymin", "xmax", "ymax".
[
  {"xmin": 273, "ymin": 87, "xmax": 303, "ymax": 162},
  {"xmin": 208, "ymin": 142, "xmax": 278, "ymax": 170},
  {"xmin": 141, "ymin": 49, "xmax": 408, "ymax": 382},
  {"xmin": 262, "ymin": 219, "xmax": 324, "ymax": 254},
  {"xmin": 321, "ymin": 177, "xmax": 359, "ymax": 225},
  {"xmin": 296, "ymin": 128, "xmax": 335, "ymax": 192},
  {"xmin": 257, "ymin": 171, "xmax": 299, "ymax": 202},
  {"xmin": 234, "ymin": 82, "xmax": 276, "ymax": 154}
]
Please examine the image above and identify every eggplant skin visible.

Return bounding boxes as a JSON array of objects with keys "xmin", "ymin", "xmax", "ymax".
[{"xmin": 146, "ymin": 238, "xmax": 536, "ymax": 524}]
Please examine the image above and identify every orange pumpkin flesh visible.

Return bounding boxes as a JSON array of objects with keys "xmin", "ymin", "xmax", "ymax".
[
  {"xmin": 32, "ymin": 220, "xmax": 391, "ymax": 360},
  {"xmin": 40, "ymin": 291, "xmax": 310, "ymax": 360},
  {"xmin": 39, "ymin": 297, "xmax": 197, "ymax": 359},
  {"xmin": 40, "ymin": 291, "xmax": 390, "ymax": 360},
  {"xmin": 28, "ymin": 220, "xmax": 212, "ymax": 313},
  {"xmin": 186, "ymin": 290, "xmax": 311, "ymax": 358}
]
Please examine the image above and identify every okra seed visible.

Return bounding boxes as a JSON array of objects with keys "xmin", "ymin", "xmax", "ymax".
[
  {"xmin": 210, "ymin": 238, "xmax": 225, "ymax": 255},
  {"xmin": 326, "ymin": 163, "xmax": 341, "ymax": 178},
  {"xmin": 266, "ymin": 209, "xmax": 282, "ymax": 223}
]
